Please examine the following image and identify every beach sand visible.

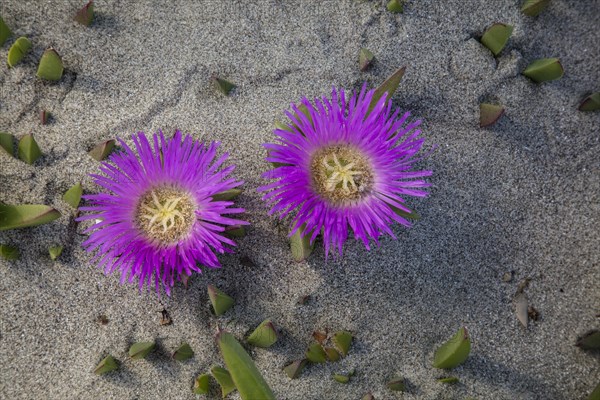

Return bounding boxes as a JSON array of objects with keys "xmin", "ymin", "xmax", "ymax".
[{"xmin": 0, "ymin": 0, "xmax": 598, "ymax": 399}]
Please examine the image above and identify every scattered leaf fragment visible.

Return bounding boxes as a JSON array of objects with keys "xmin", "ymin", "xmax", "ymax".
[
  {"xmin": 521, "ymin": 0, "xmax": 550, "ymax": 16},
  {"xmin": 193, "ymin": 373, "xmax": 211, "ymax": 395},
  {"xmin": 211, "ymin": 366, "xmax": 236, "ymax": 398},
  {"xmin": 0, "ymin": 16, "xmax": 12, "ymax": 46},
  {"xmin": 7, "ymin": 37, "xmax": 32, "ymax": 67},
  {"xmin": 213, "ymin": 76, "xmax": 236, "ymax": 95},
  {"xmin": 224, "ymin": 224, "xmax": 246, "ymax": 238},
  {"xmin": 247, "ymin": 319, "xmax": 278, "ymax": 348},
  {"xmin": 297, "ymin": 295, "xmax": 310, "ymax": 305},
  {"xmin": 290, "ymin": 224, "xmax": 314, "ymax": 262},
  {"xmin": 63, "ymin": 183, "xmax": 83, "ymax": 208},
  {"xmin": 0, "ymin": 132, "xmax": 14, "ymax": 156},
  {"xmin": 359, "ymin": 48, "xmax": 374, "ymax": 71},
  {"xmin": 0, "ymin": 244, "xmax": 19, "ymax": 260},
  {"xmin": 48, "ymin": 246, "xmax": 63, "ymax": 260},
  {"xmin": 479, "ymin": 103, "xmax": 505, "ymax": 127},
  {"xmin": 88, "ymin": 139, "xmax": 115, "ymax": 161},
  {"xmin": 283, "ymin": 359, "xmax": 307, "ymax": 379},
  {"xmin": 96, "ymin": 314, "xmax": 109, "ymax": 325},
  {"xmin": 578, "ymin": 93, "xmax": 600, "ymax": 112},
  {"xmin": 212, "ymin": 188, "xmax": 243, "ymax": 201},
  {"xmin": 576, "ymin": 330, "xmax": 600, "ymax": 350},
  {"xmin": 523, "ymin": 58, "xmax": 564, "ymax": 83},
  {"xmin": 217, "ymin": 331, "xmax": 276, "ymax": 400},
  {"xmin": 173, "ymin": 343, "xmax": 194, "ymax": 361},
  {"xmin": 438, "ymin": 376, "xmax": 459, "ymax": 384},
  {"xmin": 305, "ymin": 343, "xmax": 327, "ymax": 363},
  {"xmin": 480, "ymin": 23, "xmax": 513, "ymax": 56},
  {"xmin": 588, "ymin": 382, "xmax": 600, "ymax": 400},
  {"xmin": 74, "ymin": 1, "xmax": 94, "ymax": 26},
  {"xmin": 367, "ymin": 66, "xmax": 406, "ymax": 114},
  {"xmin": 362, "ymin": 393, "xmax": 375, "ymax": 400},
  {"xmin": 312, "ymin": 330, "xmax": 327, "ymax": 344},
  {"xmin": 40, "ymin": 110, "xmax": 51, "ymax": 125},
  {"xmin": 18, "ymin": 134, "xmax": 42, "ymax": 164},
  {"xmin": 0, "ymin": 204, "xmax": 61, "ymax": 231},
  {"xmin": 333, "ymin": 373, "xmax": 350, "ymax": 384},
  {"xmin": 332, "ymin": 331, "xmax": 353, "ymax": 357},
  {"xmin": 129, "ymin": 341, "xmax": 156, "ymax": 359},
  {"xmin": 37, "ymin": 48, "xmax": 64, "ymax": 81},
  {"xmin": 387, "ymin": 377, "xmax": 406, "ymax": 392},
  {"xmin": 433, "ymin": 327, "xmax": 471, "ymax": 369},
  {"xmin": 325, "ymin": 347, "xmax": 341, "ymax": 362},
  {"xmin": 386, "ymin": 0, "xmax": 404, "ymax": 13},
  {"xmin": 514, "ymin": 292, "xmax": 529, "ymax": 328},
  {"xmin": 528, "ymin": 305, "xmax": 540, "ymax": 321},
  {"xmin": 94, "ymin": 355, "xmax": 118, "ymax": 375},
  {"xmin": 160, "ymin": 308, "xmax": 172, "ymax": 326},
  {"xmin": 208, "ymin": 285, "xmax": 234, "ymax": 316},
  {"xmin": 502, "ymin": 271, "xmax": 514, "ymax": 282},
  {"xmin": 391, "ymin": 204, "xmax": 420, "ymax": 220}
]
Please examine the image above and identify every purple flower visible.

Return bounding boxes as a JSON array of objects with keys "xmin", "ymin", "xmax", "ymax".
[
  {"xmin": 79, "ymin": 131, "xmax": 247, "ymax": 294},
  {"xmin": 259, "ymin": 85, "xmax": 433, "ymax": 257}
]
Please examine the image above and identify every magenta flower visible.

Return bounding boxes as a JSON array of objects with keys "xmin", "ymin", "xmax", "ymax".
[
  {"xmin": 259, "ymin": 85, "xmax": 433, "ymax": 256},
  {"xmin": 79, "ymin": 131, "xmax": 247, "ymax": 294}
]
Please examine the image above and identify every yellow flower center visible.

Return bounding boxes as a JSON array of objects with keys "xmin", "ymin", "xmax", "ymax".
[
  {"xmin": 135, "ymin": 187, "xmax": 196, "ymax": 245},
  {"xmin": 310, "ymin": 145, "xmax": 373, "ymax": 204}
]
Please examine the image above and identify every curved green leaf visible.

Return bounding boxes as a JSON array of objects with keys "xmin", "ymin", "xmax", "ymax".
[
  {"xmin": 247, "ymin": 319, "xmax": 278, "ymax": 348},
  {"xmin": 94, "ymin": 355, "xmax": 118, "ymax": 375},
  {"xmin": 217, "ymin": 331, "xmax": 276, "ymax": 400},
  {"xmin": 63, "ymin": 183, "xmax": 83, "ymax": 208},
  {"xmin": 305, "ymin": 343, "xmax": 327, "ymax": 363},
  {"xmin": 0, "ymin": 204, "xmax": 60, "ymax": 231},
  {"xmin": 480, "ymin": 103, "xmax": 505, "ymax": 127},
  {"xmin": 0, "ymin": 132, "xmax": 14, "ymax": 156},
  {"xmin": 588, "ymin": 382, "xmax": 600, "ymax": 400},
  {"xmin": 480, "ymin": 23, "xmax": 513, "ymax": 56},
  {"xmin": 333, "ymin": 373, "xmax": 349, "ymax": 384},
  {"xmin": 387, "ymin": 377, "xmax": 406, "ymax": 391},
  {"xmin": 128, "ymin": 341, "xmax": 155, "ymax": 359},
  {"xmin": 523, "ymin": 58, "xmax": 564, "ymax": 83},
  {"xmin": 213, "ymin": 76, "xmax": 236, "ymax": 95},
  {"xmin": 74, "ymin": 0, "xmax": 94, "ymax": 26},
  {"xmin": 438, "ymin": 376, "xmax": 459, "ymax": 384},
  {"xmin": 37, "ymin": 48, "xmax": 64, "ymax": 81},
  {"xmin": 7, "ymin": 37, "xmax": 32, "ymax": 67},
  {"xmin": 212, "ymin": 188, "xmax": 243, "ymax": 201},
  {"xmin": 0, "ymin": 244, "xmax": 19, "ymax": 260},
  {"xmin": 211, "ymin": 366, "xmax": 236, "ymax": 398},
  {"xmin": 521, "ymin": 0, "xmax": 549, "ymax": 16},
  {"xmin": 0, "ymin": 16, "xmax": 12, "ymax": 46},
  {"xmin": 88, "ymin": 139, "xmax": 115, "ymax": 161},
  {"xmin": 173, "ymin": 343, "xmax": 194, "ymax": 361},
  {"xmin": 576, "ymin": 330, "xmax": 600, "ymax": 350},
  {"xmin": 332, "ymin": 331, "xmax": 353, "ymax": 357},
  {"xmin": 367, "ymin": 66, "xmax": 406, "ymax": 114},
  {"xmin": 48, "ymin": 246, "xmax": 63, "ymax": 260},
  {"xmin": 283, "ymin": 359, "xmax": 307, "ymax": 379},
  {"xmin": 193, "ymin": 373, "xmax": 211, "ymax": 395},
  {"xmin": 579, "ymin": 93, "xmax": 600, "ymax": 112},
  {"xmin": 18, "ymin": 134, "xmax": 42, "ymax": 164},
  {"xmin": 433, "ymin": 327, "xmax": 471, "ymax": 369},
  {"xmin": 386, "ymin": 0, "xmax": 404, "ymax": 13},
  {"xmin": 359, "ymin": 48, "xmax": 374, "ymax": 71},
  {"xmin": 290, "ymin": 224, "xmax": 314, "ymax": 262}
]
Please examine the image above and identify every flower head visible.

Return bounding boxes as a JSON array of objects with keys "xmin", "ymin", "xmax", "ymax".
[
  {"xmin": 259, "ymin": 85, "xmax": 433, "ymax": 256},
  {"xmin": 79, "ymin": 131, "xmax": 247, "ymax": 294}
]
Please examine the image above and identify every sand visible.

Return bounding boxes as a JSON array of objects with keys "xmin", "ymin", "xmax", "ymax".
[{"xmin": 0, "ymin": 0, "xmax": 598, "ymax": 399}]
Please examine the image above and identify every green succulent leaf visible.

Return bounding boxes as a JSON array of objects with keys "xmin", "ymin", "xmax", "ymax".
[
  {"xmin": 48, "ymin": 246, "xmax": 63, "ymax": 260},
  {"xmin": 359, "ymin": 48, "xmax": 375, "ymax": 72},
  {"xmin": 224, "ymin": 225, "xmax": 246, "ymax": 238},
  {"xmin": 332, "ymin": 331, "xmax": 353, "ymax": 357},
  {"xmin": 217, "ymin": 331, "xmax": 276, "ymax": 400},
  {"xmin": 74, "ymin": 0, "xmax": 94, "ymax": 26},
  {"xmin": 523, "ymin": 58, "xmax": 564, "ymax": 83},
  {"xmin": 208, "ymin": 284, "xmax": 234, "ymax": 316},
  {"xmin": 0, "ymin": 244, "xmax": 19, "ymax": 260},
  {"xmin": 290, "ymin": 223, "xmax": 314, "ymax": 262},
  {"xmin": 88, "ymin": 139, "xmax": 115, "ymax": 161},
  {"xmin": 211, "ymin": 366, "xmax": 237, "ymax": 398},
  {"xmin": 128, "ymin": 341, "xmax": 156, "ymax": 359},
  {"xmin": 387, "ymin": 377, "xmax": 406, "ymax": 391},
  {"xmin": 579, "ymin": 93, "xmax": 600, "ymax": 112},
  {"xmin": 521, "ymin": 0, "xmax": 550, "ymax": 16},
  {"xmin": 588, "ymin": 382, "xmax": 600, "ymax": 400},
  {"xmin": 576, "ymin": 330, "xmax": 600, "ymax": 350},
  {"xmin": 213, "ymin": 76, "xmax": 236, "ymax": 95},
  {"xmin": 94, "ymin": 355, "xmax": 118, "ymax": 375},
  {"xmin": 433, "ymin": 327, "xmax": 471, "ymax": 369},
  {"xmin": 7, "ymin": 37, "xmax": 32, "ymax": 67},
  {"xmin": 283, "ymin": 359, "xmax": 307, "ymax": 379},
  {"xmin": 18, "ymin": 134, "xmax": 42, "ymax": 164},
  {"xmin": 367, "ymin": 66, "xmax": 406, "ymax": 114},
  {"xmin": 0, "ymin": 204, "xmax": 61, "ymax": 231},
  {"xmin": 247, "ymin": 319, "xmax": 278, "ymax": 348},
  {"xmin": 212, "ymin": 188, "xmax": 243, "ymax": 201},
  {"xmin": 386, "ymin": 0, "xmax": 404, "ymax": 13},
  {"xmin": 173, "ymin": 343, "xmax": 194, "ymax": 361},
  {"xmin": 0, "ymin": 132, "xmax": 14, "ymax": 156},
  {"xmin": 362, "ymin": 393, "xmax": 375, "ymax": 400},
  {"xmin": 438, "ymin": 376, "xmax": 459, "ymax": 384},
  {"xmin": 63, "ymin": 183, "xmax": 83, "ymax": 209},
  {"xmin": 193, "ymin": 373, "xmax": 211, "ymax": 395},
  {"xmin": 36, "ymin": 48, "xmax": 64, "ymax": 81},
  {"xmin": 480, "ymin": 23, "xmax": 513, "ymax": 56},
  {"xmin": 325, "ymin": 347, "xmax": 341, "ymax": 362},
  {"xmin": 0, "ymin": 16, "xmax": 12, "ymax": 46},
  {"xmin": 305, "ymin": 343, "xmax": 327, "ymax": 363},
  {"xmin": 333, "ymin": 373, "xmax": 350, "ymax": 384},
  {"xmin": 479, "ymin": 103, "xmax": 505, "ymax": 127},
  {"xmin": 40, "ymin": 110, "xmax": 51, "ymax": 125},
  {"xmin": 390, "ymin": 204, "xmax": 420, "ymax": 220}
]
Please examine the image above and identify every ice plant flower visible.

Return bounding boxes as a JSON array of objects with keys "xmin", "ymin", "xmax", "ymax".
[
  {"xmin": 78, "ymin": 131, "xmax": 247, "ymax": 294},
  {"xmin": 259, "ymin": 85, "xmax": 432, "ymax": 256}
]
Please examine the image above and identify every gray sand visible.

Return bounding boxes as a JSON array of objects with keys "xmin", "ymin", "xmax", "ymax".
[{"xmin": 0, "ymin": 1, "xmax": 598, "ymax": 399}]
